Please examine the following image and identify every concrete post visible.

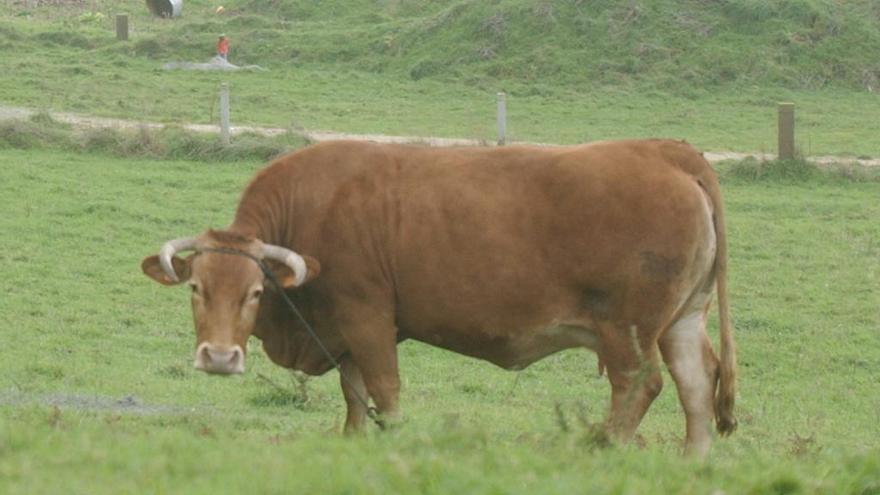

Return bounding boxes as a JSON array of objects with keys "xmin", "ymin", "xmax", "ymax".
[
  {"xmin": 778, "ymin": 103, "xmax": 795, "ymax": 160},
  {"xmin": 219, "ymin": 83, "xmax": 231, "ymax": 146},
  {"xmin": 496, "ymin": 91, "xmax": 507, "ymax": 146},
  {"xmin": 116, "ymin": 14, "xmax": 129, "ymax": 41}
]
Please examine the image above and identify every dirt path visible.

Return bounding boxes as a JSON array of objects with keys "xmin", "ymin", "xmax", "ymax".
[{"xmin": 2, "ymin": 104, "xmax": 878, "ymax": 167}]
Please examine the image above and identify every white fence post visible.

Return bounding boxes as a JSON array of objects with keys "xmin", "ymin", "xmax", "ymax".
[
  {"xmin": 496, "ymin": 91, "xmax": 506, "ymax": 146},
  {"xmin": 219, "ymin": 83, "xmax": 230, "ymax": 146},
  {"xmin": 777, "ymin": 102, "xmax": 795, "ymax": 160}
]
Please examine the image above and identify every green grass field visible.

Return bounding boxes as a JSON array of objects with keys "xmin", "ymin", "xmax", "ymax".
[
  {"xmin": 2, "ymin": 1, "xmax": 880, "ymax": 492},
  {"xmin": 0, "ymin": 148, "xmax": 878, "ymax": 494}
]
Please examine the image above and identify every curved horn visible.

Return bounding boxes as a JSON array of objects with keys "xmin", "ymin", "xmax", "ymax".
[
  {"xmin": 158, "ymin": 237, "xmax": 200, "ymax": 282},
  {"xmin": 261, "ymin": 244, "xmax": 307, "ymax": 287}
]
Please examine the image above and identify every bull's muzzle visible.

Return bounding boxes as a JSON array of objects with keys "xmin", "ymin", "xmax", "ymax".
[{"xmin": 194, "ymin": 342, "xmax": 245, "ymax": 375}]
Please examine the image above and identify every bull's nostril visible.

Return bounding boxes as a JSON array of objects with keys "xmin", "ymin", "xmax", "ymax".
[
  {"xmin": 228, "ymin": 348, "xmax": 242, "ymax": 365},
  {"xmin": 194, "ymin": 343, "xmax": 245, "ymax": 374},
  {"xmin": 200, "ymin": 346, "xmax": 214, "ymax": 364}
]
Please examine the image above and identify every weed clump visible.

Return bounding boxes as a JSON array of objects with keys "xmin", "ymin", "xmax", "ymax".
[
  {"xmin": 82, "ymin": 126, "xmax": 165, "ymax": 158},
  {"xmin": 722, "ymin": 157, "xmax": 880, "ymax": 183},
  {"xmin": 726, "ymin": 157, "xmax": 822, "ymax": 181},
  {"xmin": 35, "ymin": 30, "xmax": 97, "ymax": 49},
  {"xmin": 250, "ymin": 371, "xmax": 312, "ymax": 410},
  {"xmin": 823, "ymin": 162, "xmax": 880, "ymax": 182},
  {"xmin": 409, "ymin": 58, "xmax": 445, "ymax": 80},
  {"xmin": 554, "ymin": 403, "xmax": 612, "ymax": 451},
  {"xmin": 80, "ymin": 127, "xmax": 130, "ymax": 154},
  {"xmin": 160, "ymin": 128, "xmax": 300, "ymax": 162},
  {"xmin": 132, "ymin": 38, "xmax": 166, "ymax": 59},
  {"xmin": 0, "ymin": 113, "xmax": 73, "ymax": 149},
  {"xmin": 0, "ymin": 115, "xmax": 305, "ymax": 162}
]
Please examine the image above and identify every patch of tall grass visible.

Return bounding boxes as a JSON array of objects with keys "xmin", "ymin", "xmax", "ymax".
[
  {"xmin": 722, "ymin": 157, "xmax": 880, "ymax": 183},
  {"xmin": 725, "ymin": 157, "xmax": 823, "ymax": 181},
  {"xmin": 0, "ymin": 115, "xmax": 306, "ymax": 162},
  {"xmin": 0, "ymin": 112, "xmax": 74, "ymax": 150}
]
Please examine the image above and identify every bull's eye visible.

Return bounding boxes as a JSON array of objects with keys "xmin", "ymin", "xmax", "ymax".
[
  {"xmin": 189, "ymin": 283, "xmax": 200, "ymax": 295},
  {"xmin": 251, "ymin": 288, "xmax": 263, "ymax": 300}
]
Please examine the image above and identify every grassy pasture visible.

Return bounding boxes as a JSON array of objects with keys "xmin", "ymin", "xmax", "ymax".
[{"xmin": 0, "ymin": 147, "xmax": 878, "ymax": 494}]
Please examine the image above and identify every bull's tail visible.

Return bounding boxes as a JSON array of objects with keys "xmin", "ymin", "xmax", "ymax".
[
  {"xmin": 663, "ymin": 140, "xmax": 737, "ymax": 436},
  {"xmin": 703, "ymin": 171, "xmax": 737, "ymax": 436}
]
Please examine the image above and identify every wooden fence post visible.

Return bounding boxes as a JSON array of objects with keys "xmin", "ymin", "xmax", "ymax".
[
  {"xmin": 116, "ymin": 14, "xmax": 129, "ymax": 41},
  {"xmin": 219, "ymin": 83, "xmax": 231, "ymax": 145},
  {"xmin": 778, "ymin": 102, "xmax": 795, "ymax": 160},
  {"xmin": 496, "ymin": 91, "xmax": 507, "ymax": 146}
]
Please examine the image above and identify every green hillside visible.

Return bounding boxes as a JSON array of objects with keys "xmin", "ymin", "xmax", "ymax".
[
  {"xmin": 8, "ymin": 0, "xmax": 880, "ymax": 89},
  {"xmin": 3, "ymin": 0, "xmax": 880, "ymax": 154}
]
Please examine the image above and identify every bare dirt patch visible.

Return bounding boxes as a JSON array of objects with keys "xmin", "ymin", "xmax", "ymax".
[
  {"xmin": 0, "ymin": 389, "xmax": 189, "ymax": 415},
  {"xmin": 162, "ymin": 56, "xmax": 267, "ymax": 72},
  {"xmin": 13, "ymin": 0, "xmax": 85, "ymax": 6}
]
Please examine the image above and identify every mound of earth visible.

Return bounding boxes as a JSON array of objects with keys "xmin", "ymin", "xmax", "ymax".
[{"xmin": 162, "ymin": 56, "xmax": 266, "ymax": 72}]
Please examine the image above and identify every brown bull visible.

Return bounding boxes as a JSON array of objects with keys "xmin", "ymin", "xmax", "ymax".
[{"xmin": 142, "ymin": 139, "xmax": 736, "ymax": 455}]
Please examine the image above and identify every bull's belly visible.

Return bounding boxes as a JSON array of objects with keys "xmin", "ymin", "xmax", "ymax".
[{"xmin": 404, "ymin": 323, "xmax": 600, "ymax": 370}]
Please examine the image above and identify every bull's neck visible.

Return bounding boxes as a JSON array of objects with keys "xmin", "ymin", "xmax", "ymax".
[{"xmin": 228, "ymin": 182, "xmax": 293, "ymax": 248}]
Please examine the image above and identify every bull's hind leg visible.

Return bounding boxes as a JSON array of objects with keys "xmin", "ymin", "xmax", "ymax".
[
  {"xmin": 602, "ymin": 329, "xmax": 664, "ymax": 445},
  {"xmin": 659, "ymin": 304, "xmax": 719, "ymax": 457}
]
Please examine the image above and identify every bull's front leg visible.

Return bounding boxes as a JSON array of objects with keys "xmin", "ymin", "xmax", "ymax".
[
  {"xmin": 339, "ymin": 355, "xmax": 368, "ymax": 434},
  {"xmin": 358, "ymin": 351, "xmax": 402, "ymax": 429},
  {"xmin": 333, "ymin": 300, "xmax": 402, "ymax": 429}
]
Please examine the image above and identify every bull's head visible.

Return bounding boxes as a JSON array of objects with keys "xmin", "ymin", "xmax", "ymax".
[{"xmin": 140, "ymin": 231, "xmax": 319, "ymax": 375}]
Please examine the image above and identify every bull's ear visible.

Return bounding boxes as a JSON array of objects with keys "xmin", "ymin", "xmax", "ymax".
[
  {"xmin": 141, "ymin": 255, "xmax": 192, "ymax": 286},
  {"xmin": 270, "ymin": 255, "xmax": 321, "ymax": 289}
]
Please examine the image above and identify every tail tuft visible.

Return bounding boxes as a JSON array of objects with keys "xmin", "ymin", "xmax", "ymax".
[{"xmin": 715, "ymin": 391, "xmax": 737, "ymax": 436}]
